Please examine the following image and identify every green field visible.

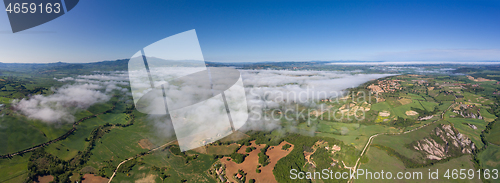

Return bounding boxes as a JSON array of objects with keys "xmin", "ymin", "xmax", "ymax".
[
  {"xmin": 437, "ymin": 101, "xmax": 454, "ymax": 111},
  {"xmin": 479, "ymin": 145, "xmax": 500, "ymax": 171},
  {"xmin": 316, "ymin": 123, "xmax": 400, "ymax": 150},
  {"xmin": 127, "ymin": 150, "xmax": 217, "ymax": 183},
  {"xmin": 391, "ymin": 100, "xmax": 426, "ymax": 119},
  {"xmin": 403, "ymin": 93, "xmax": 426, "ymax": 101},
  {"xmin": 316, "ymin": 121, "xmax": 361, "ymax": 134},
  {"xmin": 85, "ymin": 113, "xmax": 174, "ymax": 176},
  {"xmin": 0, "ymin": 97, "xmax": 11, "ymax": 104},
  {"xmin": 205, "ymin": 144, "xmax": 239, "ymax": 155},
  {"xmin": 447, "ymin": 118, "xmax": 486, "ymax": 149},
  {"xmin": 45, "ymin": 113, "xmax": 131, "ymax": 160},
  {"xmin": 357, "ymin": 147, "xmax": 480, "ymax": 183},
  {"xmin": 371, "ymin": 101, "xmax": 392, "ymax": 113},
  {"xmin": 487, "ymin": 122, "xmax": 500, "ymax": 145},
  {"xmin": 372, "ymin": 121, "xmax": 444, "ymax": 161},
  {"xmin": 0, "ymin": 153, "xmax": 31, "ymax": 183},
  {"xmin": 403, "ymin": 117, "xmax": 439, "ymax": 131},
  {"xmin": 370, "ymin": 101, "xmax": 398, "ymax": 121},
  {"xmin": 420, "ymin": 101, "xmax": 439, "ymax": 111},
  {"xmin": 479, "ymin": 108, "xmax": 497, "ymax": 123},
  {"xmin": 28, "ymin": 120, "xmax": 74, "ymax": 140},
  {"xmin": 0, "ymin": 116, "xmax": 49, "ymax": 155}
]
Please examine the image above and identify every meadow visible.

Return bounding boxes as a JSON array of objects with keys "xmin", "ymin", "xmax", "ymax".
[
  {"xmin": 486, "ymin": 122, "xmax": 500, "ymax": 145},
  {"xmin": 357, "ymin": 147, "xmax": 480, "ymax": 183},
  {"xmin": 316, "ymin": 123, "xmax": 400, "ymax": 150},
  {"xmin": 112, "ymin": 149, "xmax": 217, "ymax": 183},
  {"xmin": 0, "ymin": 153, "xmax": 31, "ymax": 183},
  {"xmin": 205, "ymin": 144, "xmax": 240, "ymax": 155},
  {"xmin": 0, "ymin": 116, "xmax": 49, "ymax": 155},
  {"xmin": 447, "ymin": 118, "xmax": 487, "ymax": 149},
  {"xmin": 479, "ymin": 145, "xmax": 500, "ymax": 171},
  {"xmin": 372, "ymin": 121, "xmax": 444, "ymax": 161}
]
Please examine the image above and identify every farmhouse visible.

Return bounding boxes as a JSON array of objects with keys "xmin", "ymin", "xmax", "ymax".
[
  {"xmin": 216, "ymin": 167, "xmax": 224, "ymax": 175},
  {"xmin": 331, "ymin": 145, "xmax": 341, "ymax": 152},
  {"xmin": 218, "ymin": 175, "xmax": 226, "ymax": 182}
]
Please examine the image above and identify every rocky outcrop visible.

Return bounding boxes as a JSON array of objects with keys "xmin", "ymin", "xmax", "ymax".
[
  {"xmin": 453, "ymin": 105, "xmax": 483, "ymax": 119},
  {"xmin": 412, "ymin": 124, "xmax": 475, "ymax": 160},
  {"xmin": 467, "ymin": 123, "xmax": 478, "ymax": 130}
]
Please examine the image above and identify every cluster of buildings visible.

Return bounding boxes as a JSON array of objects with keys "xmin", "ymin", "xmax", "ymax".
[
  {"xmin": 368, "ymin": 79, "xmax": 402, "ymax": 94},
  {"xmin": 325, "ymin": 145, "xmax": 341, "ymax": 153},
  {"xmin": 214, "ymin": 165, "xmax": 228, "ymax": 183}
]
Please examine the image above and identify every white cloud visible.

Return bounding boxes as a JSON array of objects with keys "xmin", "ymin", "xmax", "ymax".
[
  {"xmin": 240, "ymin": 69, "xmax": 394, "ymax": 132},
  {"xmin": 14, "ymin": 84, "xmax": 111, "ymax": 123},
  {"xmin": 55, "ymin": 77, "xmax": 75, "ymax": 82}
]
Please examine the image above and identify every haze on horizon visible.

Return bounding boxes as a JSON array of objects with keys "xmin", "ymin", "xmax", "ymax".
[{"xmin": 0, "ymin": 0, "xmax": 499, "ymax": 63}]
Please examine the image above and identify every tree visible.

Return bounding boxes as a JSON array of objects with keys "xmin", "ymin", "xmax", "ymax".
[
  {"xmin": 246, "ymin": 147, "xmax": 256, "ymax": 152},
  {"xmin": 282, "ymin": 144, "xmax": 291, "ymax": 150},
  {"xmin": 229, "ymin": 153, "xmax": 247, "ymax": 164}
]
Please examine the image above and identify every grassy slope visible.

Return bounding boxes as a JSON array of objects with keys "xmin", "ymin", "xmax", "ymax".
[
  {"xmin": 372, "ymin": 121, "xmax": 444, "ymax": 161},
  {"xmin": 0, "ymin": 152, "xmax": 31, "ymax": 183},
  {"xmin": 205, "ymin": 144, "xmax": 239, "ymax": 155},
  {"xmin": 0, "ymin": 116, "xmax": 48, "ymax": 155},
  {"xmin": 357, "ymin": 147, "xmax": 480, "ymax": 183},
  {"xmin": 487, "ymin": 122, "xmax": 500, "ymax": 145},
  {"xmin": 447, "ymin": 118, "xmax": 486, "ymax": 149},
  {"xmin": 316, "ymin": 123, "xmax": 400, "ymax": 150},
  {"xmin": 479, "ymin": 145, "xmax": 500, "ymax": 171},
  {"xmin": 121, "ymin": 150, "xmax": 217, "ymax": 183},
  {"xmin": 85, "ymin": 113, "xmax": 174, "ymax": 177}
]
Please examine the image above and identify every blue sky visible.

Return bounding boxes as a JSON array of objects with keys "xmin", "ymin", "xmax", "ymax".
[{"xmin": 1, "ymin": 0, "xmax": 499, "ymax": 63}]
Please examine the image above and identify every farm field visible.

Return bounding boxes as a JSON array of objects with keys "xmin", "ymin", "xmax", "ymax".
[
  {"xmin": 447, "ymin": 118, "xmax": 487, "ymax": 149},
  {"xmin": 487, "ymin": 122, "xmax": 500, "ymax": 146},
  {"xmin": 0, "ymin": 153, "xmax": 31, "ymax": 183},
  {"xmin": 372, "ymin": 121, "xmax": 445, "ymax": 161},
  {"xmin": 357, "ymin": 147, "xmax": 480, "ymax": 183},
  {"xmin": 205, "ymin": 144, "xmax": 240, "ymax": 155},
  {"xmin": 86, "ymin": 116, "xmax": 175, "ymax": 176},
  {"xmin": 113, "ymin": 148, "xmax": 218, "ymax": 183},
  {"xmin": 221, "ymin": 140, "xmax": 294, "ymax": 183},
  {"xmin": 316, "ymin": 123, "xmax": 400, "ymax": 150},
  {"xmin": 479, "ymin": 145, "xmax": 500, "ymax": 171}
]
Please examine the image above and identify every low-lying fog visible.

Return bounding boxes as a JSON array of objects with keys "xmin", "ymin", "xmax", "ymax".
[
  {"xmin": 13, "ymin": 69, "xmax": 394, "ymax": 124},
  {"xmin": 10, "ymin": 69, "xmax": 393, "ymax": 149}
]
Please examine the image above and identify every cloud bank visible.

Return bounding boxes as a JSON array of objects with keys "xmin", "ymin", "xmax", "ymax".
[
  {"xmin": 240, "ymin": 69, "xmax": 394, "ymax": 132},
  {"xmin": 24, "ymin": 69, "xmax": 392, "ymax": 140},
  {"xmin": 13, "ymin": 71, "xmax": 131, "ymax": 123},
  {"xmin": 14, "ymin": 84, "xmax": 110, "ymax": 123}
]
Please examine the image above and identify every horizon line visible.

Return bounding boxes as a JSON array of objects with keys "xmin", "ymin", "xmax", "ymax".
[{"xmin": 1, "ymin": 59, "xmax": 500, "ymax": 65}]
